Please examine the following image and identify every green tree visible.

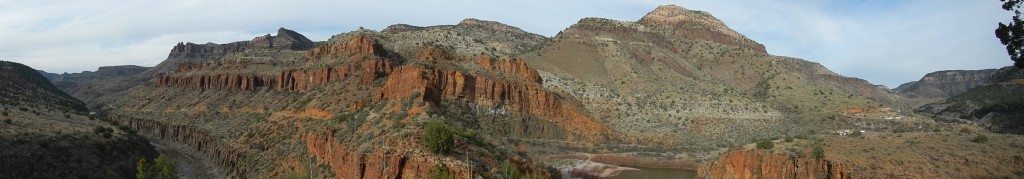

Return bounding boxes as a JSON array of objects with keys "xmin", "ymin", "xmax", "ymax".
[
  {"xmin": 137, "ymin": 158, "xmax": 150, "ymax": 179},
  {"xmin": 997, "ymin": 0, "xmax": 1024, "ymax": 68},
  {"xmin": 812, "ymin": 145, "xmax": 825, "ymax": 159},
  {"xmin": 138, "ymin": 155, "xmax": 177, "ymax": 179},
  {"xmin": 756, "ymin": 139, "xmax": 774, "ymax": 150},
  {"xmin": 423, "ymin": 121, "xmax": 454, "ymax": 154},
  {"xmin": 154, "ymin": 154, "xmax": 177, "ymax": 179}
]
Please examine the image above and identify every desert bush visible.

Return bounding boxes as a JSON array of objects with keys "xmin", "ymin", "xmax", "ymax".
[
  {"xmin": 784, "ymin": 136, "xmax": 794, "ymax": 142},
  {"xmin": 332, "ymin": 112, "xmax": 353, "ymax": 123},
  {"xmin": 3, "ymin": 119, "xmax": 10, "ymax": 124},
  {"xmin": 972, "ymin": 134, "xmax": 989, "ymax": 143},
  {"xmin": 1, "ymin": 111, "xmax": 6, "ymax": 116},
  {"xmin": 812, "ymin": 145, "xmax": 825, "ymax": 159},
  {"xmin": 423, "ymin": 121, "xmax": 453, "ymax": 154},
  {"xmin": 756, "ymin": 139, "xmax": 774, "ymax": 150}
]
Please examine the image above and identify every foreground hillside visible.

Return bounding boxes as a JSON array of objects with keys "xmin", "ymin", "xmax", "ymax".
[{"xmin": 0, "ymin": 61, "xmax": 157, "ymax": 178}]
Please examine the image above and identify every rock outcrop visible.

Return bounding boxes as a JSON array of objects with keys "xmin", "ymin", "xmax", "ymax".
[
  {"xmin": 699, "ymin": 150, "xmax": 851, "ymax": 179},
  {"xmin": 303, "ymin": 131, "xmax": 467, "ymax": 179},
  {"xmin": 374, "ymin": 65, "xmax": 608, "ymax": 142},
  {"xmin": 112, "ymin": 115, "xmax": 249, "ymax": 177},
  {"xmin": 638, "ymin": 5, "xmax": 766, "ymax": 53},
  {"xmin": 158, "ymin": 35, "xmax": 396, "ymax": 92},
  {"xmin": 896, "ymin": 69, "xmax": 998, "ymax": 98}
]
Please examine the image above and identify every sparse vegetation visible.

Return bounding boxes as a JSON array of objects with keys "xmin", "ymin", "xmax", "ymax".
[
  {"xmin": 849, "ymin": 130, "xmax": 863, "ymax": 138},
  {"xmin": 428, "ymin": 164, "xmax": 455, "ymax": 179},
  {"xmin": 136, "ymin": 154, "xmax": 177, "ymax": 179},
  {"xmin": 93, "ymin": 126, "xmax": 114, "ymax": 139},
  {"xmin": 423, "ymin": 120, "xmax": 454, "ymax": 154}
]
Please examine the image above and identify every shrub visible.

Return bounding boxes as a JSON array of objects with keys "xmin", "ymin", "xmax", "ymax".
[
  {"xmin": 429, "ymin": 164, "xmax": 455, "ymax": 179},
  {"xmin": 137, "ymin": 154, "xmax": 177, "ymax": 179},
  {"xmin": 972, "ymin": 134, "xmax": 989, "ymax": 143},
  {"xmin": 756, "ymin": 139, "xmax": 774, "ymax": 150},
  {"xmin": 63, "ymin": 113, "xmax": 70, "ymax": 119},
  {"xmin": 812, "ymin": 145, "xmax": 825, "ymax": 159},
  {"xmin": 423, "ymin": 121, "xmax": 453, "ymax": 154},
  {"xmin": 933, "ymin": 128, "xmax": 941, "ymax": 132},
  {"xmin": 784, "ymin": 136, "xmax": 794, "ymax": 142},
  {"xmin": 1, "ymin": 111, "xmax": 7, "ymax": 116},
  {"xmin": 332, "ymin": 112, "xmax": 353, "ymax": 123},
  {"xmin": 501, "ymin": 159, "xmax": 521, "ymax": 179},
  {"xmin": 3, "ymin": 119, "xmax": 10, "ymax": 124}
]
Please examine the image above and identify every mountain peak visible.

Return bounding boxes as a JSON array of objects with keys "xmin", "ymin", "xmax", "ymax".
[{"xmin": 639, "ymin": 4, "xmax": 703, "ymax": 26}]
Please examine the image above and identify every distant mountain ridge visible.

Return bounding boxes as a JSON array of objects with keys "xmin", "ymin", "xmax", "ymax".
[{"xmin": 895, "ymin": 69, "xmax": 998, "ymax": 98}]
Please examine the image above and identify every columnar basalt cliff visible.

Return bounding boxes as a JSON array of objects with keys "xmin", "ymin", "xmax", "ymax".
[
  {"xmin": 111, "ymin": 115, "xmax": 247, "ymax": 177},
  {"xmin": 699, "ymin": 150, "xmax": 851, "ymax": 179}
]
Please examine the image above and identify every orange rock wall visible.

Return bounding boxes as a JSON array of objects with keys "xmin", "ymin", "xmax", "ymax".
[
  {"xmin": 375, "ymin": 66, "xmax": 608, "ymax": 142},
  {"xmin": 303, "ymin": 130, "xmax": 470, "ymax": 179},
  {"xmin": 699, "ymin": 150, "xmax": 851, "ymax": 179}
]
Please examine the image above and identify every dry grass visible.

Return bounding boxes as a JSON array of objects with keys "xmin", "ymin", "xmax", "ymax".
[{"xmin": 823, "ymin": 131, "xmax": 1024, "ymax": 178}]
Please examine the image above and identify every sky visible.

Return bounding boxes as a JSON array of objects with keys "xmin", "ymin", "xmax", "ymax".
[{"xmin": 0, "ymin": 0, "xmax": 1012, "ymax": 87}]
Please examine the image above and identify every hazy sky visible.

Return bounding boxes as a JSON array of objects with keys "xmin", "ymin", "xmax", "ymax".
[{"xmin": 0, "ymin": 0, "xmax": 1011, "ymax": 87}]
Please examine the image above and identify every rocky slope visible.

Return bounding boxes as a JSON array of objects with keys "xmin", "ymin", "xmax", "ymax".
[
  {"xmin": 0, "ymin": 61, "xmax": 157, "ymax": 178},
  {"xmin": 917, "ymin": 67, "xmax": 1024, "ymax": 134},
  {"xmin": 520, "ymin": 5, "xmax": 908, "ymax": 155}
]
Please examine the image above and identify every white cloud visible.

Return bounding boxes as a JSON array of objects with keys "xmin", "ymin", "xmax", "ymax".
[{"xmin": 0, "ymin": 0, "xmax": 1012, "ymax": 87}]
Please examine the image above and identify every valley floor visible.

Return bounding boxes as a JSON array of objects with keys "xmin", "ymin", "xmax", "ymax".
[{"xmin": 150, "ymin": 139, "xmax": 222, "ymax": 179}]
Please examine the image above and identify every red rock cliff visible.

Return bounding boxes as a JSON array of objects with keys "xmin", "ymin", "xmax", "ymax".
[
  {"xmin": 303, "ymin": 130, "xmax": 470, "ymax": 179},
  {"xmin": 699, "ymin": 150, "xmax": 851, "ymax": 179},
  {"xmin": 374, "ymin": 66, "xmax": 608, "ymax": 142},
  {"xmin": 158, "ymin": 35, "xmax": 396, "ymax": 92}
]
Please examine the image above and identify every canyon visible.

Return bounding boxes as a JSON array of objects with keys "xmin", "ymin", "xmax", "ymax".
[{"xmin": 15, "ymin": 4, "xmax": 1024, "ymax": 179}]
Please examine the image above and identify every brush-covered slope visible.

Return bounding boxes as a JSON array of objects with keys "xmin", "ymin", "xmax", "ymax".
[
  {"xmin": 917, "ymin": 67, "xmax": 1024, "ymax": 134},
  {"xmin": 0, "ymin": 61, "xmax": 156, "ymax": 178},
  {"xmin": 520, "ymin": 4, "xmax": 910, "ymax": 151}
]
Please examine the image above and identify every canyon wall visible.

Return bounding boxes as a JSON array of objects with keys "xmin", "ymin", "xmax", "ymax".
[
  {"xmin": 699, "ymin": 150, "xmax": 851, "ymax": 179},
  {"xmin": 374, "ymin": 65, "xmax": 609, "ymax": 142}
]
